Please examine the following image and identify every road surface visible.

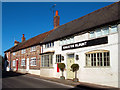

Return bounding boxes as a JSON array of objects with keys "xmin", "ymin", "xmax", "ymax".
[{"xmin": 2, "ymin": 72, "xmax": 80, "ymax": 90}]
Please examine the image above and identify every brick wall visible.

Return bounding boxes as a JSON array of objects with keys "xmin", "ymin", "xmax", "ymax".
[{"xmin": 10, "ymin": 45, "xmax": 41, "ymax": 70}]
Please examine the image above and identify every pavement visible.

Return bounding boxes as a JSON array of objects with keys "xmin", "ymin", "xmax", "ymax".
[
  {"xmin": 2, "ymin": 71, "xmax": 119, "ymax": 90},
  {"xmin": 21, "ymin": 71, "xmax": 118, "ymax": 90}
]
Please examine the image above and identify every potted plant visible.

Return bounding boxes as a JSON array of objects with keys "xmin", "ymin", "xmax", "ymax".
[
  {"xmin": 58, "ymin": 63, "xmax": 66, "ymax": 80},
  {"xmin": 71, "ymin": 64, "xmax": 79, "ymax": 82}
]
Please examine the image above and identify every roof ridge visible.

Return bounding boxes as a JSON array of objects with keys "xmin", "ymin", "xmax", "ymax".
[{"xmin": 56, "ymin": 1, "xmax": 119, "ymax": 29}]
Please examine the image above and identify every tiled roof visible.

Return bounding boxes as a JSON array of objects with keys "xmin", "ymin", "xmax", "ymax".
[
  {"xmin": 5, "ymin": 30, "xmax": 54, "ymax": 53},
  {"xmin": 42, "ymin": 1, "xmax": 120, "ymax": 43}
]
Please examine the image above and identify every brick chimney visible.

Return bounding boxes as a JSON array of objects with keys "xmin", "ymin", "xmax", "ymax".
[
  {"xmin": 54, "ymin": 10, "xmax": 60, "ymax": 28},
  {"xmin": 14, "ymin": 40, "xmax": 19, "ymax": 46},
  {"xmin": 22, "ymin": 34, "xmax": 25, "ymax": 42}
]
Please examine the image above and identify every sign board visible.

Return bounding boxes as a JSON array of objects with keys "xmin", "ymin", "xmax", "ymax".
[{"xmin": 62, "ymin": 36, "xmax": 108, "ymax": 50}]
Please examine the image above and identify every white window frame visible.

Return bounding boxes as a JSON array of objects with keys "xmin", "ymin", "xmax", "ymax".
[
  {"xmin": 45, "ymin": 42, "xmax": 54, "ymax": 48},
  {"xmin": 21, "ymin": 58, "xmax": 26, "ymax": 66},
  {"xmin": 89, "ymin": 25, "xmax": 118, "ymax": 39},
  {"xmin": 85, "ymin": 50, "xmax": 110, "ymax": 67},
  {"xmin": 110, "ymin": 25, "xmax": 118, "ymax": 34},
  {"xmin": 56, "ymin": 54, "xmax": 62, "ymax": 63},
  {"xmin": 30, "ymin": 57, "xmax": 37, "ymax": 66},
  {"xmin": 30, "ymin": 46, "xmax": 36, "ymax": 52},
  {"xmin": 13, "ymin": 52, "xmax": 15, "ymax": 56},
  {"xmin": 21, "ymin": 49, "xmax": 26, "ymax": 54},
  {"xmin": 41, "ymin": 54, "xmax": 53, "ymax": 67}
]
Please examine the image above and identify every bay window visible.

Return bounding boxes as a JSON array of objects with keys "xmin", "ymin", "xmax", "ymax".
[
  {"xmin": 86, "ymin": 50, "xmax": 110, "ymax": 67},
  {"xmin": 41, "ymin": 54, "xmax": 53, "ymax": 67}
]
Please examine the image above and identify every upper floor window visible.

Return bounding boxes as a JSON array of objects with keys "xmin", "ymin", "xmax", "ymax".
[
  {"xmin": 31, "ymin": 46, "xmax": 36, "ymax": 52},
  {"xmin": 59, "ymin": 37, "xmax": 74, "ymax": 46},
  {"xmin": 89, "ymin": 25, "xmax": 118, "ymax": 38},
  {"xmin": 13, "ymin": 52, "xmax": 15, "ymax": 56},
  {"xmin": 21, "ymin": 58, "xmax": 25, "ymax": 66},
  {"xmin": 21, "ymin": 49, "xmax": 26, "ymax": 54},
  {"xmin": 85, "ymin": 50, "xmax": 110, "ymax": 67},
  {"xmin": 110, "ymin": 25, "xmax": 117, "ymax": 33},
  {"xmin": 30, "ymin": 57, "xmax": 36, "ymax": 66},
  {"xmin": 45, "ymin": 42, "xmax": 54, "ymax": 48}
]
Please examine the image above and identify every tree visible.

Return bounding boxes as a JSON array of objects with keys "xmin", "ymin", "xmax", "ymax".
[
  {"xmin": 71, "ymin": 64, "xmax": 79, "ymax": 82},
  {"xmin": 58, "ymin": 63, "xmax": 66, "ymax": 79}
]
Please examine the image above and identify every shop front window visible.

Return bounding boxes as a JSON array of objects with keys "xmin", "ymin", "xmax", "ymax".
[
  {"xmin": 85, "ymin": 50, "xmax": 110, "ymax": 67},
  {"xmin": 41, "ymin": 54, "xmax": 53, "ymax": 67}
]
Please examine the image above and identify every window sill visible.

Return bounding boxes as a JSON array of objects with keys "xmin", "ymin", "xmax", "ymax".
[
  {"xmin": 40, "ymin": 67, "xmax": 54, "ymax": 69},
  {"xmin": 84, "ymin": 66, "xmax": 111, "ymax": 68},
  {"xmin": 30, "ymin": 65, "xmax": 37, "ymax": 66}
]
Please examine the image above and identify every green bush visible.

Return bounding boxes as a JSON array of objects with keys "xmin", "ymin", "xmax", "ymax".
[
  {"xmin": 58, "ymin": 63, "xmax": 66, "ymax": 79},
  {"xmin": 71, "ymin": 64, "xmax": 79, "ymax": 82},
  {"xmin": 71, "ymin": 64, "xmax": 79, "ymax": 72},
  {"xmin": 58, "ymin": 63, "xmax": 65, "ymax": 72}
]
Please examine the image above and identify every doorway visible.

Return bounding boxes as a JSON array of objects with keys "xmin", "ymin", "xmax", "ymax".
[
  {"xmin": 67, "ymin": 54, "xmax": 74, "ymax": 79},
  {"xmin": 16, "ymin": 59, "xmax": 18, "ymax": 71},
  {"xmin": 26, "ymin": 58, "xmax": 29, "ymax": 72}
]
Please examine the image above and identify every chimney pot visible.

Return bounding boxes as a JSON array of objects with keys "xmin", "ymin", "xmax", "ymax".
[
  {"xmin": 56, "ymin": 10, "xmax": 58, "ymax": 16},
  {"xmin": 22, "ymin": 34, "xmax": 25, "ymax": 42},
  {"xmin": 54, "ymin": 10, "xmax": 60, "ymax": 28}
]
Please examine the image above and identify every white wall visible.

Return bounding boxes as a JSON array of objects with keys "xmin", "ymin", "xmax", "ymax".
[{"xmin": 41, "ymin": 25, "xmax": 119, "ymax": 87}]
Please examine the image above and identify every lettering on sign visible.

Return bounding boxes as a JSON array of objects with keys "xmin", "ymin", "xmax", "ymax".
[{"xmin": 62, "ymin": 36, "xmax": 108, "ymax": 50}]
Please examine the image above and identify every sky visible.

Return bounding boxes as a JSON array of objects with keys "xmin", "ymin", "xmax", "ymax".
[{"xmin": 2, "ymin": 2, "xmax": 115, "ymax": 56}]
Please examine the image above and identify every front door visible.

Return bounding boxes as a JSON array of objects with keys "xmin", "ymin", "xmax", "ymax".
[
  {"xmin": 26, "ymin": 58, "xmax": 29, "ymax": 71},
  {"xmin": 16, "ymin": 59, "xmax": 18, "ymax": 71},
  {"xmin": 67, "ymin": 54, "xmax": 74, "ymax": 79}
]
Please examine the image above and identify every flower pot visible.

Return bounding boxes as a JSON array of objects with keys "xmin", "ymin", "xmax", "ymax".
[
  {"xmin": 73, "ymin": 78, "xmax": 79, "ymax": 82},
  {"xmin": 60, "ymin": 76, "xmax": 65, "ymax": 80}
]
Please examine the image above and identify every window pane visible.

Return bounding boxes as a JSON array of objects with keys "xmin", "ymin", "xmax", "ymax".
[
  {"xmin": 94, "ymin": 53, "xmax": 96, "ymax": 66},
  {"xmin": 110, "ymin": 25, "xmax": 117, "ymax": 33},
  {"xmin": 102, "ymin": 27, "xmax": 109, "ymax": 35},
  {"xmin": 91, "ymin": 54, "xmax": 93, "ymax": 66},
  {"xmin": 70, "ymin": 37, "xmax": 74, "ymax": 43},
  {"xmin": 90, "ymin": 31, "xmax": 95, "ymax": 38},
  {"xmin": 96, "ymin": 29, "xmax": 102, "ymax": 37}
]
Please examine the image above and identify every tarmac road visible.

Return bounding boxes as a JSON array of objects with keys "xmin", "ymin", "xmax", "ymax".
[{"xmin": 2, "ymin": 71, "xmax": 77, "ymax": 90}]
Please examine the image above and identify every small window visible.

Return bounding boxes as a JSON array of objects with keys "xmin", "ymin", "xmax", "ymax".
[
  {"xmin": 90, "ymin": 31, "xmax": 95, "ymax": 38},
  {"xmin": 30, "ymin": 57, "xmax": 36, "ymax": 66},
  {"xmin": 21, "ymin": 49, "xmax": 26, "ymax": 54},
  {"xmin": 110, "ymin": 25, "xmax": 117, "ymax": 33},
  {"xmin": 13, "ymin": 60, "xmax": 16, "ymax": 66},
  {"xmin": 31, "ymin": 46, "xmax": 36, "ymax": 52},
  {"xmin": 95, "ymin": 29, "xmax": 102, "ymax": 37},
  {"xmin": 56, "ymin": 54, "xmax": 62, "ymax": 63},
  {"xmin": 70, "ymin": 37, "xmax": 74, "ymax": 43},
  {"xmin": 13, "ymin": 52, "xmax": 15, "ymax": 56},
  {"xmin": 86, "ymin": 50, "xmax": 110, "ymax": 67},
  {"xmin": 21, "ymin": 58, "xmax": 25, "ymax": 66},
  {"xmin": 102, "ymin": 27, "xmax": 109, "ymax": 35},
  {"xmin": 59, "ymin": 40, "xmax": 62, "ymax": 46}
]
